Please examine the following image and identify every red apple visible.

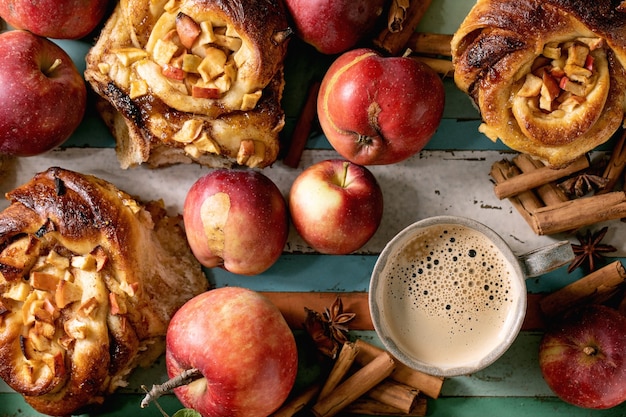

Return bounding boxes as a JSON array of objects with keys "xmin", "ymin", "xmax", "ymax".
[
  {"xmin": 318, "ymin": 48, "xmax": 445, "ymax": 165},
  {"xmin": 539, "ymin": 304, "xmax": 626, "ymax": 409},
  {"xmin": 0, "ymin": 0, "xmax": 110, "ymax": 39},
  {"xmin": 183, "ymin": 169, "xmax": 288, "ymax": 276},
  {"xmin": 288, "ymin": 159, "xmax": 383, "ymax": 254},
  {"xmin": 283, "ymin": 0, "xmax": 386, "ymax": 55},
  {"xmin": 165, "ymin": 287, "xmax": 298, "ymax": 417},
  {"xmin": 0, "ymin": 30, "xmax": 87, "ymax": 157}
]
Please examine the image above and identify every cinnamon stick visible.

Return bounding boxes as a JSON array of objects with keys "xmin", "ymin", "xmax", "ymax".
[
  {"xmin": 512, "ymin": 154, "xmax": 569, "ymax": 207},
  {"xmin": 407, "ymin": 32, "xmax": 453, "ymax": 57},
  {"xmin": 311, "ymin": 351, "xmax": 396, "ymax": 417},
  {"xmin": 387, "ymin": 0, "xmax": 411, "ymax": 33},
  {"xmin": 531, "ymin": 191, "xmax": 626, "ymax": 235},
  {"xmin": 318, "ymin": 341, "xmax": 358, "ymax": 400},
  {"xmin": 493, "ymin": 155, "xmax": 589, "ymax": 199},
  {"xmin": 353, "ymin": 339, "xmax": 444, "ymax": 399},
  {"xmin": 344, "ymin": 397, "xmax": 428, "ymax": 416},
  {"xmin": 373, "ymin": 0, "xmax": 434, "ymax": 56},
  {"xmin": 283, "ymin": 81, "xmax": 321, "ymax": 168},
  {"xmin": 600, "ymin": 129, "xmax": 626, "ymax": 194},
  {"xmin": 270, "ymin": 384, "xmax": 322, "ymax": 417},
  {"xmin": 366, "ymin": 380, "xmax": 419, "ymax": 414},
  {"xmin": 410, "ymin": 56, "xmax": 453, "ymax": 76},
  {"xmin": 490, "ymin": 159, "xmax": 543, "ymax": 228},
  {"xmin": 540, "ymin": 261, "xmax": 626, "ymax": 318}
]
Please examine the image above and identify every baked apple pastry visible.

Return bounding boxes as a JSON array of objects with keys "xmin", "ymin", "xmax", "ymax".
[
  {"xmin": 0, "ymin": 167, "xmax": 208, "ymax": 416},
  {"xmin": 451, "ymin": 0, "xmax": 626, "ymax": 167},
  {"xmin": 85, "ymin": 0, "xmax": 291, "ymax": 169}
]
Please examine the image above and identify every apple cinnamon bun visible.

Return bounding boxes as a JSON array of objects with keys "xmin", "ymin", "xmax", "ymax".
[
  {"xmin": 0, "ymin": 167, "xmax": 208, "ymax": 416},
  {"xmin": 451, "ymin": 0, "xmax": 626, "ymax": 167},
  {"xmin": 85, "ymin": 0, "xmax": 291, "ymax": 169}
]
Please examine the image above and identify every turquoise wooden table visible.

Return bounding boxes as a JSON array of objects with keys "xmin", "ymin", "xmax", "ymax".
[{"xmin": 1, "ymin": 0, "xmax": 626, "ymax": 416}]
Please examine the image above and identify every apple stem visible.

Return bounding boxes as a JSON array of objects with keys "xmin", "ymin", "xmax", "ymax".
[
  {"xmin": 583, "ymin": 346, "xmax": 597, "ymax": 356},
  {"xmin": 140, "ymin": 367, "xmax": 203, "ymax": 409},
  {"xmin": 45, "ymin": 58, "xmax": 63, "ymax": 76},
  {"xmin": 340, "ymin": 162, "xmax": 350, "ymax": 187}
]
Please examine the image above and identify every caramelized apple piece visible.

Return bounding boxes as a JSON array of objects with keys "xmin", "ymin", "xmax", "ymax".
[
  {"xmin": 173, "ymin": 119, "xmax": 203, "ymax": 143},
  {"xmin": 162, "ymin": 63, "xmax": 185, "ymax": 80},
  {"xmin": 64, "ymin": 318, "xmax": 87, "ymax": 340},
  {"xmin": 91, "ymin": 246, "xmax": 108, "ymax": 272},
  {"xmin": 4, "ymin": 281, "xmax": 31, "ymax": 301},
  {"xmin": 77, "ymin": 297, "xmax": 99, "ymax": 318},
  {"xmin": 45, "ymin": 251, "xmax": 70, "ymax": 270},
  {"xmin": 518, "ymin": 73, "xmax": 543, "ymax": 97},
  {"xmin": 176, "ymin": 12, "xmax": 201, "ymax": 50},
  {"xmin": 0, "ymin": 235, "xmax": 40, "ymax": 282},
  {"xmin": 109, "ymin": 292, "xmax": 127, "ymax": 315},
  {"xmin": 192, "ymin": 85, "xmax": 221, "ymax": 99},
  {"xmin": 542, "ymin": 42, "xmax": 561, "ymax": 59},
  {"xmin": 540, "ymin": 71, "xmax": 561, "ymax": 110},
  {"xmin": 30, "ymin": 272, "xmax": 60, "ymax": 292},
  {"xmin": 55, "ymin": 280, "xmax": 83, "ymax": 308}
]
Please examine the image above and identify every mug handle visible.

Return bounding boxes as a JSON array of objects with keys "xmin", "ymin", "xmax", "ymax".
[{"xmin": 517, "ymin": 241, "xmax": 574, "ymax": 278}]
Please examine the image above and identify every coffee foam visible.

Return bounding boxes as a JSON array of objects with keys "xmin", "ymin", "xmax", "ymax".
[{"xmin": 379, "ymin": 223, "xmax": 522, "ymax": 369}]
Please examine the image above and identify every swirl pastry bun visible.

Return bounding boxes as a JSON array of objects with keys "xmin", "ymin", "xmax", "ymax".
[
  {"xmin": 85, "ymin": 0, "xmax": 291, "ymax": 169},
  {"xmin": 0, "ymin": 167, "xmax": 208, "ymax": 416},
  {"xmin": 451, "ymin": 0, "xmax": 626, "ymax": 167}
]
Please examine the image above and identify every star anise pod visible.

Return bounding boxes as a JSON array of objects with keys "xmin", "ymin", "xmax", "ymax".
[
  {"xmin": 322, "ymin": 297, "xmax": 356, "ymax": 345},
  {"xmin": 568, "ymin": 227, "xmax": 617, "ymax": 273},
  {"xmin": 303, "ymin": 307, "xmax": 338, "ymax": 359},
  {"xmin": 559, "ymin": 173, "xmax": 609, "ymax": 197},
  {"xmin": 302, "ymin": 297, "xmax": 356, "ymax": 359}
]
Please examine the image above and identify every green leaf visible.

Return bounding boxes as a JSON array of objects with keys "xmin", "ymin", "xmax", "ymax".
[{"xmin": 172, "ymin": 408, "xmax": 202, "ymax": 417}]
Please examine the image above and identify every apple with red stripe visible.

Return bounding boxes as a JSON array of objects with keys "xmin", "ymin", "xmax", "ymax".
[{"xmin": 318, "ymin": 48, "xmax": 445, "ymax": 165}]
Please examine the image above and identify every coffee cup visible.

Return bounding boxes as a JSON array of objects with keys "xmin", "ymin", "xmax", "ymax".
[{"xmin": 368, "ymin": 215, "xmax": 574, "ymax": 377}]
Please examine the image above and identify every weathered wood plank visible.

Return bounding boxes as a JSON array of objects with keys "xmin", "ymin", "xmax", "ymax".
[
  {"xmin": 5, "ymin": 147, "xmax": 624, "ymax": 257},
  {"xmin": 259, "ymin": 292, "xmax": 550, "ymax": 331}
]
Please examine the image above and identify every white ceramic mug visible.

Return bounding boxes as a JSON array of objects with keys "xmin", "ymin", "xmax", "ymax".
[{"xmin": 369, "ymin": 215, "xmax": 574, "ymax": 377}]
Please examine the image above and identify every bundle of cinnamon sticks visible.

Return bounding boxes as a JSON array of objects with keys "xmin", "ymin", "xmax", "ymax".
[
  {"xmin": 489, "ymin": 131, "xmax": 626, "ymax": 235},
  {"xmin": 373, "ymin": 0, "xmax": 454, "ymax": 76},
  {"xmin": 271, "ymin": 339, "xmax": 443, "ymax": 417}
]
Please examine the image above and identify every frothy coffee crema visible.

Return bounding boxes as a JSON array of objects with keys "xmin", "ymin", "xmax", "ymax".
[{"xmin": 382, "ymin": 223, "xmax": 521, "ymax": 369}]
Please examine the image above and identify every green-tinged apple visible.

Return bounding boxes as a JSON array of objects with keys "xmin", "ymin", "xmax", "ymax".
[
  {"xmin": 0, "ymin": 0, "xmax": 110, "ymax": 39},
  {"xmin": 283, "ymin": 0, "xmax": 386, "ymax": 55},
  {"xmin": 318, "ymin": 48, "xmax": 445, "ymax": 165},
  {"xmin": 539, "ymin": 304, "xmax": 626, "ymax": 409},
  {"xmin": 288, "ymin": 159, "xmax": 383, "ymax": 254},
  {"xmin": 183, "ymin": 169, "xmax": 288, "ymax": 276},
  {"xmin": 165, "ymin": 287, "xmax": 298, "ymax": 417},
  {"xmin": 0, "ymin": 30, "xmax": 86, "ymax": 157}
]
